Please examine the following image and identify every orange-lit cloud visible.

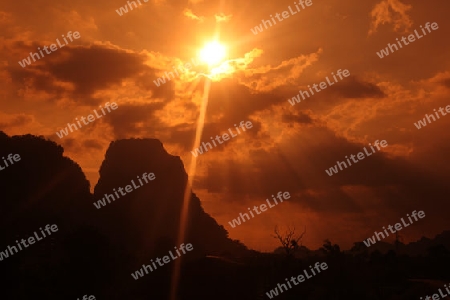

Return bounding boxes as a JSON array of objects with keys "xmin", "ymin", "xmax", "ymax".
[
  {"xmin": 369, "ymin": 0, "xmax": 413, "ymax": 35},
  {"xmin": 215, "ymin": 13, "xmax": 232, "ymax": 23},
  {"xmin": 183, "ymin": 8, "xmax": 205, "ymax": 23}
]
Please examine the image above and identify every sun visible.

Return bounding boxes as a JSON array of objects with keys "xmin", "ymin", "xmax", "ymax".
[{"xmin": 199, "ymin": 41, "xmax": 226, "ymax": 66}]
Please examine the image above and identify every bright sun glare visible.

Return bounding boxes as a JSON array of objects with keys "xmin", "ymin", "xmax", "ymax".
[{"xmin": 199, "ymin": 41, "xmax": 226, "ymax": 66}]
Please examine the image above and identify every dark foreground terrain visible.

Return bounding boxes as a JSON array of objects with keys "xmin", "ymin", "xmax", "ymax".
[{"xmin": 0, "ymin": 132, "xmax": 448, "ymax": 300}]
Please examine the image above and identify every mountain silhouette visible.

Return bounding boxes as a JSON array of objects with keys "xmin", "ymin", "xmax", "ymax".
[
  {"xmin": 92, "ymin": 138, "xmax": 247, "ymax": 261},
  {"xmin": 0, "ymin": 131, "xmax": 92, "ymax": 237},
  {"xmin": 1, "ymin": 131, "xmax": 449, "ymax": 300},
  {"xmin": 0, "ymin": 132, "xmax": 247, "ymax": 299}
]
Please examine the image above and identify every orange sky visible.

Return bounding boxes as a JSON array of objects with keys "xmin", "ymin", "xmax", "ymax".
[{"xmin": 1, "ymin": 0, "xmax": 450, "ymax": 251}]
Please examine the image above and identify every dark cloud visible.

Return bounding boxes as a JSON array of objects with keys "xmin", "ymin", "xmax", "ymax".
[
  {"xmin": 44, "ymin": 45, "xmax": 147, "ymax": 97},
  {"xmin": 197, "ymin": 124, "xmax": 450, "ymax": 223},
  {"xmin": 331, "ymin": 76, "xmax": 386, "ymax": 99},
  {"xmin": 105, "ymin": 103, "xmax": 166, "ymax": 138},
  {"xmin": 207, "ymin": 78, "xmax": 283, "ymax": 124},
  {"xmin": 83, "ymin": 139, "xmax": 103, "ymax": 149},
  {"xmin": 442, "ymin": 78, "xmax": 450, "ymax": 89},
  {"xmin": 0, "ymin": 114, "xmax": 33, "ymax": 128},
  {"xmin": 167, "ymin": 123, "xmax": 196, "ymax": 151},
  {"xmin": 281, "ymin": 112, "xmax": 313, "ymax": 124},
  {"xmin": 8, "ymin": 43, "xmax": 166, "ymax": 105}
]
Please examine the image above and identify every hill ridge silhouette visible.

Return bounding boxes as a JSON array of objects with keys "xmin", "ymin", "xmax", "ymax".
[{"xmin": 1, "ymin": 131, "xmax": 449, "ymax": 300}]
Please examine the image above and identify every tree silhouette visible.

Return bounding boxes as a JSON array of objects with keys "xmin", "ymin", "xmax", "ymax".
[
  {"xmin": 272, "ymin": 225, "xmax": 306, "ymax": 256},
  {"xmin": 321, "ymin": 239, "xmax": 340, "ymax": 256},
  {"xmin": 395, "ymin": 231, "xmax": 403, "ymax": 254}
]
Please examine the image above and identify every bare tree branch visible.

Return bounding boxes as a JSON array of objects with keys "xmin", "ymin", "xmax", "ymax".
[{"xmin": 273, "ymin": 225, "xmax": 306, "ymax": 256}]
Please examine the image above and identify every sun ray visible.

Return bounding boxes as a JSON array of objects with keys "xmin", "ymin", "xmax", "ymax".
[
  {"xmin": 169, "ymin": 38, "xmax": 228, "ymax": 300},
  {"xmin": 170, "ymin": 77, "xmax": 212, "ymax": 300}
]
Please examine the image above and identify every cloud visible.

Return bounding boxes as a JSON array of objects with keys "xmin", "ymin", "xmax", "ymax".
[
  {"xmin": 281, "ymin": 111, "xmax": 314, "ymax": 125},
  {"xmin": 105, "ymin": 103, "xmax": 167, "ymax": 139},
  {"xmin": 443, "ymin": 79, "xmax": 450, "ymax": 89},
  {"xmin": 196, "ymin": 119, "xmax": 450, "ymax": 227},
  {"xmin": 183, "ymin": 8, "xmax": 205, "ymax": 22},
  {"xmin": 83, "ymin": 139, "xmax": 103, "ymax": 149},
  {"xmin": 331, "ymin": 76, "xmax": 386, "ymax": 98},
  {"xmin": 238, "ymin": 48, "xmax": 323, "ymax": 93},
  {"xmin": 0, "ymin": 113, "xmax": 34, "ymax": 129},
  {"xmin": 7, "ymin": 42, "xmax": 155, "ymax": 104},
  {"xmin": 369, "ymin": 0, "xmax": 413, "ymax": 35},
  {"xmin": 52, "ymin": 10, "xmax": 98, "ymax": 35},
  {"xmin": 0, "ymin": 11, "xmax": 12, "ymax": 24},
  {"xmin": 215, "ymin": 13, "xmax": 232, "ymax": 23}
]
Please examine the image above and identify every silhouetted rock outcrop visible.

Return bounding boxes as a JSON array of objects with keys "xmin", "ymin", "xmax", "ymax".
[
  {"xmin": 0, "ymin": 132, "xmax": 101, "ymax": 299},
  {"xmin": 0, "ymin": 132, "xmax": 92, "ymax": 237},
  {"xmin": 0, "ymin": 132, "xmax": 247, "ymax": 299},
  {"xmin": 92, "ymin": 138, "xmax": 247, "ymax": 262}
]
